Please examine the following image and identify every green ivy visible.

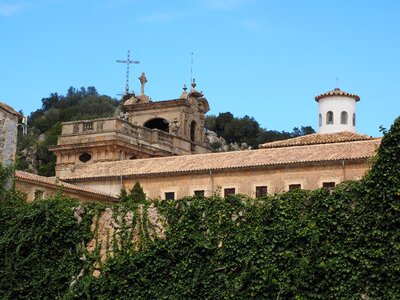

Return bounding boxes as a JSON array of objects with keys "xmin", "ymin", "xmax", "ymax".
[{"xmin": 1, "ymin": 116, "xmax": 400, "ymax": 299}]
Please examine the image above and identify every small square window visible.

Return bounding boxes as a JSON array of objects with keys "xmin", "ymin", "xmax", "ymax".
[
  {"xmin": 165, "ymin": 192, "xmax": 175, "ymax": 200},
  {"xmin": 289, "ymin": 184, "xmax": 301, "ymax": 191},
  {"xmin": 322, "ymin": 182, "xmax": 336, "ymax": 189},
  {"xmin": 224, "ymin": 188, "xmax": 235, "ymax": 197},
  {"xmin": 194, "ymin": 190, "xmax": 205, "ymax": 197},
  {"xmin": 255, "ymin": 186, "xmax": 268, "ymax": 198}
]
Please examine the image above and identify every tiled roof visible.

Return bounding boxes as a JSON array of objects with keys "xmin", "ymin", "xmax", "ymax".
[
  {"xmin": 260, "ymin": 132, "xmax": 375, "ymax": 148},
  {"xmin": 0, "ymin": 101, "xmax": 23, "ymax": 119},
  {"xmin": 315, "ymin": 88, "xmax": 360, "ymax": 102},
  {"xmin": 15, "ymin": 170, "xmax": 118, "ymax": 201},
  {"xmin": 62, "ymin": 139, "xmax": 381, "ymax": 181}
]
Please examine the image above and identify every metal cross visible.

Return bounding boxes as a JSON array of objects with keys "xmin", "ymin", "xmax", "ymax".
[{"xmin": 117, "ymin": 50, "xmax": 140, "ymax": 95}]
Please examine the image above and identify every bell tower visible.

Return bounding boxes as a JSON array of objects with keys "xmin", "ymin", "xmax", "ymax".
[{"xmin": 315, "ymin": 88, "xmax": 360, "ymax": 134}]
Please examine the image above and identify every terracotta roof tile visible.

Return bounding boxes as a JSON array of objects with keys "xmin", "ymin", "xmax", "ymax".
[
  {"xmin": 260, "ymin": 132, "xmax": 375, "ymax": 148},
  {"xmin": 62, "ymin": 139, "xmax": 381, "ymax": 181},
  {"xmin": 315, "ymin": 88, "xmax": 360, "ymax": 102},
  {"xmin": 15, "ymin": 170, "xmax": 118, "ymax": 201}
]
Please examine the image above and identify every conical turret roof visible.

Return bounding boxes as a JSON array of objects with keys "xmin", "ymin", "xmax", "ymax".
[{"xmin": 315, "ymin": 88, "xmax": 360, "ymax": 102}]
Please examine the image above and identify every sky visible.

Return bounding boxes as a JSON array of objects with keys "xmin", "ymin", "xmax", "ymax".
[{"xmin": 0, "ymin": 0, "xmax": 399, "ymax": 137}]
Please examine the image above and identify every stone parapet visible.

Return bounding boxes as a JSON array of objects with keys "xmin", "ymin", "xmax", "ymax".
[{"xmin": 50, "ymin": 117, "xmax": 211, "ymax": 177}]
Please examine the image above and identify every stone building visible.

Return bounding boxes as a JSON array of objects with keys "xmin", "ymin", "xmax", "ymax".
[
  {"xmin": 0, "ymin": 101, "xmax": 23, "ymax": 166},
  {"xmin": 15, "ymin": 170, "xmax": 117, "ymax": 203},
  {"xmin": 50, "ymin": 76, "xmax": 211, "ymax": 178},
  {"xmin": 11, "ymin": 81, "xmax": 380, "ymax": 202},
  {"xmin": 61, "ymin": 132, "xmax": 379, "ymax": 199}
]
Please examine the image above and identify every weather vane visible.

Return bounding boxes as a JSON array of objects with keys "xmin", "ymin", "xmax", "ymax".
[{"xmin": 117, "ymin": 50, "xmax": 140, "ymax": 95}]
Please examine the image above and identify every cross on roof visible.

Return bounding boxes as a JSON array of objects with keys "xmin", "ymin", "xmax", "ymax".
[
  {"xmin": 139, "ymin": 72, "xmax": 148, "ymax": 94},
  {"xmin": 116, "ymin": 50, "xmax": 140, "ymax": 95}
]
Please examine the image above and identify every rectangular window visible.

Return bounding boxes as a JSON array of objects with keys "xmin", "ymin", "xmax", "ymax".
[
  {"xmin": 289, "ymin": 184, "xmax": 301, "ymax": 191},
  {"xmin": 224, "ymin": 188, "xmax": 235, "ymax": 197},
  {"xmin": 322, "ymin": 182, "xmax": 336, "ymax": 189},
  {"xmin": 255, "ymin": 186, "xmax": 268, "ymax": 198},
  {"xmin": 165, "ymin": 192, "xmax": 175, "ymax": 200},
  {"xmin": 194, "ymin": 190, "xmax": 205, "ymax": 197}
]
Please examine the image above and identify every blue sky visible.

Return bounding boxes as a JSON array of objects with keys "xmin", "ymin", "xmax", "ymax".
[{"xmin": 1, "ymin": 0, "xmax": 399, "ymax": 136}]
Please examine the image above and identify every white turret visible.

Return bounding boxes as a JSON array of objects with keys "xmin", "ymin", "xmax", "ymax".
[{"xmin": 315, "ymin": 88, "xmax": 360, "ymax": 134}]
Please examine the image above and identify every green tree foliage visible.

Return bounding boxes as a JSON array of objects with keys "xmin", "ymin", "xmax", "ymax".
[
  {"xmin": 206, "ymin": 112, "xmax": 315, "ymax": 148},
  {"xmin": 17, "ymin": 86, "xmax": 119, "ymax": 176},
  {"xmin": 119, "ymin": 181, "xmax": 147, "ymax": 204},
  {"xmin": 129, "ymin": 181, "xmax": 146, "ymax": 203}
]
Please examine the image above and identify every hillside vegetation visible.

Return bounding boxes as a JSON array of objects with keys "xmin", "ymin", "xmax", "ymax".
[
  {"xmin": 2, "ymin": 117, "xmax": 400, "ymax": 298},
  {"xmin": 16, "ymin": 87, "xmax": 119, "ymax": 176}
]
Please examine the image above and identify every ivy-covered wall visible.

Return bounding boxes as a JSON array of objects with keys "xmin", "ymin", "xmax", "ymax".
[{"xmin": 1, "ymin": 116, "xmax": 399, "ymax": 299}]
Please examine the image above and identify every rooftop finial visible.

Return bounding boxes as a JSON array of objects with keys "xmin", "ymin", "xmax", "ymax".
[
  {"xmin": 335, "ymin": 77, "xmax": 339, "ymax": 90},
  {"xmin": 191, "ymin": 78, "xmax": 197, "ymax": 89},
  {"xmin": 139, "ymin": 72, "xmax": 148, "ymax": 94},
  {"xmin": 183, "ymin": 84, "xmax": 187, "ymax": 92}
]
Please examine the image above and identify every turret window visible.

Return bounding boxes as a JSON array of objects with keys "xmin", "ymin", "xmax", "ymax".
[
  {"xmin": 353, "ymin": 113, "xmax": 356, "ymax": 126},
  {"xmin": 326, "ymin": 111, "xmax": 334, "ymax": 125},
  {"xmin": 319, "ymin": 113, "xmax": 322, "ymax": 127},
  {"xmin": 340, "ymin": 111, "xmax": 348, "ymax": 125}
]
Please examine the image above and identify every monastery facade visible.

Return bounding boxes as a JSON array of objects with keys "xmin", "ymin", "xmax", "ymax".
[
  {"xmin": 5, "ymin": 75, "xmax": 381, "ymax": 202},
  {"xmin": 50, "ymin": 79, "xmax": 379, "ymax": 201},
  {"xmin": 50, "ymin": 75, "xmax": 211, "ymax": 178}
]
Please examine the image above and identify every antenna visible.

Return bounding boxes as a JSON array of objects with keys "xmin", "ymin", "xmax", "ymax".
[
  {"xmin": 116, "ymin": 50, "xmax": 140, "ymax": 95},
  {"xmin": 190, "ymin": 52, "xmax": 194, "ymax": 83}
]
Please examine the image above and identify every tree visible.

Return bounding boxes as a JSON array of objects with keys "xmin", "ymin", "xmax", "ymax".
[
  {"xmin": 119, "ymin": 182, "xmax": 146, "ymax": 203},
  {"xmin": 205, "ymin": 115, "xmax": 216, "ymax": 132},
  {"xmin": 41, "ymin": 93, "xmax": 60, "ymax": 111},
  {"xmin": 291, "ymin": 126, "xmax": 315, "ymax": 137},
  {"xmin": 214, "ymin": 112, "xmax": 234, "ymax": 136},
  {"xmin": 17, "ymin": 86, "xmax": 119, "ymax": 176}
]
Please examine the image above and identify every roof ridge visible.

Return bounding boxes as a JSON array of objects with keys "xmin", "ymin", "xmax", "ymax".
[{"xmin": 260, "ymin": 131, "xmax": 376, "ymax": 148}]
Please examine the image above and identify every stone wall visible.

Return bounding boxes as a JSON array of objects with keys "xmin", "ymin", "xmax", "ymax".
[{"xmin": 0, "ymin": 102, "xmax": 22, "ymax": 166}]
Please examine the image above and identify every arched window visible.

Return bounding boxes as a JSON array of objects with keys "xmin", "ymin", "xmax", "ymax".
[
  {"xmin": 326, "ymin": 111, "xmax": 334, "ymax": 125},
  {"xmin": 190, "ymin": 121, "xmax": 197, "ymax": 142},
  {"xmin": 79, "ymin": 153, "xmax": 91, "ymax": 163},
  {"xmin": 144, "ymin": 118, "xmax": 169, "ymax": 132},
  {"xmin": 353, "ymin": 113, "xmax": 356, "ymax": 126},
  {"xmin": 340, "ymin": 111, "xmax": 348, "ymax": 125},
  {"xmin": 319, "ymin": 113, "xmax": 322, "ymax": 127}
]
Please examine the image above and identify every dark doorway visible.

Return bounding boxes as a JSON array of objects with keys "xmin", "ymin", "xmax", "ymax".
[{"xmin": 144, "ymin": 118, "xmax": 169, "ymax": 132}]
